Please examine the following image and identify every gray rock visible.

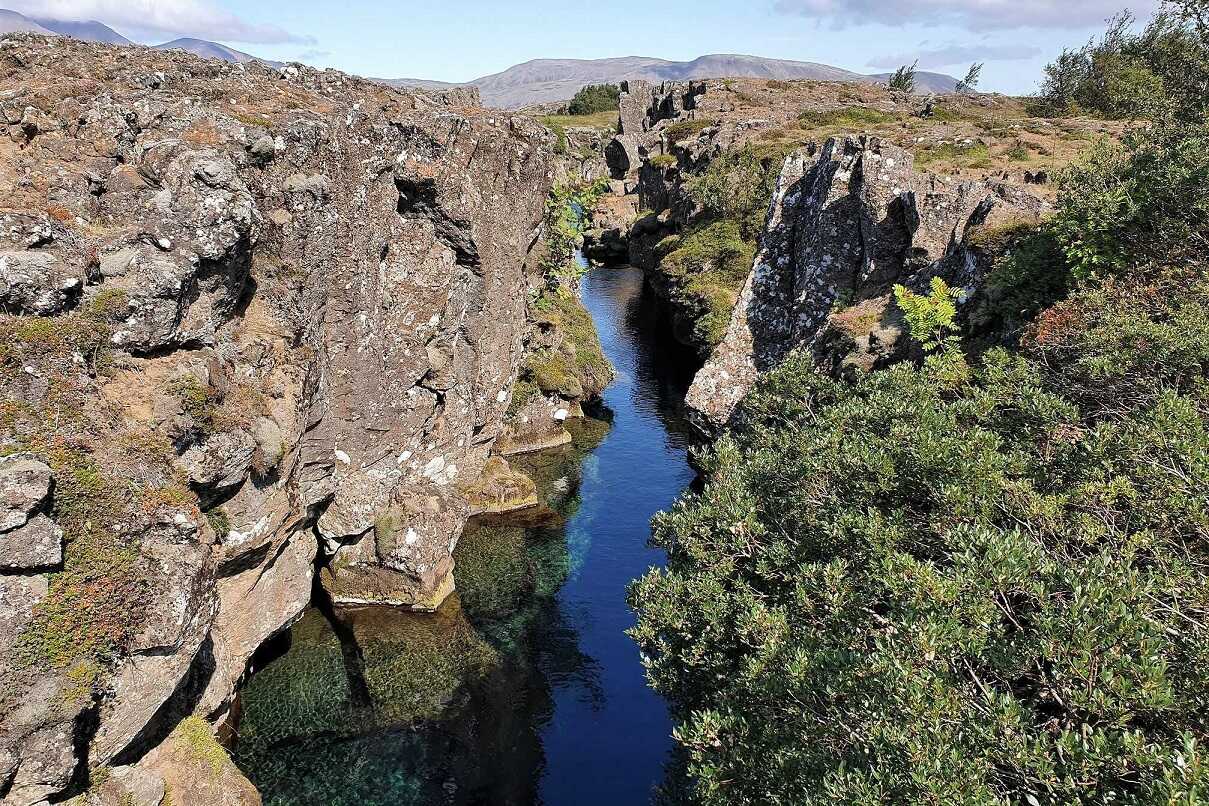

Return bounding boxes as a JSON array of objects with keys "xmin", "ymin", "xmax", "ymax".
[
  {"xmin": 178, "ymin": 430, "xmax": 258, "ymax": 498},
  {"xmin": 98, "ymin": 245, "xmax": 137, "ymax": 277},
  {"xmin": 248, "ymin": 134, "xmax": 276, "ymax": 164},
  {"xmin": 3, "ymin": 722, "xmax": 76, "ymax": 804},
  {"xmin": 251, "ymin": 416, "xmax": 284, "ymax": 475},
  {"xmin": 618, "ymin": 80, "xmax": 652, "ymax": 135},
  {"xmin": 605, "ymin": 134, "xmax": 642, "ymax": 178},
  {"xmin": 0, "ymin": 453, "xmax": 52, "ymax": 532},
  {"xmin": 283, "ymin": 172, "xmax": 330, "ymax": 200},
  {"xmin": 0, "ymin": 514, "xmax": 63, "ymax": 571},
  {"xmin": 686, "ymin": 136, "xmax": 1049, "ymax": 430},
  {"xmin": 0, "ymin": 574, "xmax": 47, "ymax": 650},
  {"xmin": 0, "ymin": 251, "xmax": 81, "ymax": 315}
]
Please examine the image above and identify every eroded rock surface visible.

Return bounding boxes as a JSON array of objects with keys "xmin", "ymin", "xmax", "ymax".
[
  {"xmin": 0, "ymin": 34, "xmax": 554, "ymax": 804},
  {"xmin": 686, "ymin": 135, "xmax": 1049, "ymax": 430}
]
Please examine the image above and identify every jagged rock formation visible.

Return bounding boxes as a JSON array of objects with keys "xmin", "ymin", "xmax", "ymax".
[
  {"xmin": 685, "ymin": 136, "xmax": 1049, "ymax": 430},
  {"xmin": 0, "ymin": 34, "xmax": 554, "ymax": 805}
]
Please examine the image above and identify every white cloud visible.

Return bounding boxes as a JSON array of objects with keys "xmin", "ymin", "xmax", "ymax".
[
  {"xmin": 9, "ymin": 0, "xmax": 314, "ymax": 44},
  {"xmin": 296, "ymin": 48, "xmax": 331, "ymax": 62},
  {"xmin": 774, "ymin": 0, "xmax": 1161, "ymax": 31},
  {"xmin": 867, "ymin": 42, "xmax": 1043, "ymax": 68}
]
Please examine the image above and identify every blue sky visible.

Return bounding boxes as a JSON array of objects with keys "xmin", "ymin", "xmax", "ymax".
[{"xmin": 9, "ymin": 0, "xmax": 1160, "ymax": 94}]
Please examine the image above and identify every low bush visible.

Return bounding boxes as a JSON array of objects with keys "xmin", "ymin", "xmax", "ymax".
[
  {"xmin": 631, "ymin": 14, "xmax": 1209, "ymax": 797},
  {"xmin": 564, "ymin": 83, "xmax": 620, "ymax": 116}
]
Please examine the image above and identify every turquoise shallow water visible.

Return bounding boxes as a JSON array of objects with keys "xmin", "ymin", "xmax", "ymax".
[{"xmin": 232, "ymin": 266, "xmax": 699, "ymax": 805}]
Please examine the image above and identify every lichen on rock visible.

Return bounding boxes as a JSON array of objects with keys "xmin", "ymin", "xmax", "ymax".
[
  {"xmin": 685, "ymin": 135, "xmax": 1049, "ymax": 431},
  {"xmin": 0, "ymin": 33, "xmax": 558, "ymax": 804}
]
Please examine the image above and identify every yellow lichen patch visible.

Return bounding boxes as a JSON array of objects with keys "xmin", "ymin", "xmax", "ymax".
[
  {"xmin": 173, "ymin": 716, "xmax": 231, "ymax": 776},
  {"xmin": 459, "ymin": 456, "xmax": 538, "ymax": 515}
]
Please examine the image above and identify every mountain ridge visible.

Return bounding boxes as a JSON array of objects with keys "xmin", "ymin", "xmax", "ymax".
[
  {"xmin": 0, "ymin": 9, "xmax": 960, "ymax": 107},
  {"xmin": 385, "ymin": 54, "xmax": 959, "ymax": 107}
]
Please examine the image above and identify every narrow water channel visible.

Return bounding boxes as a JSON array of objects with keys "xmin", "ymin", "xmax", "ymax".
[{"xmin": 232, "ymin": 266, "xmax": 700, "ymax": 805}]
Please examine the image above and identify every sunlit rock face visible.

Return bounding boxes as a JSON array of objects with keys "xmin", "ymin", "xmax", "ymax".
[
  {"xmin": 0, "ymin": 34, "xmax": 553, "ymax": 804},
  {"xmin": 232, "ymin": 418, "xmax": 610, "ymax": 805},
  {"xmin": 686, "ymin": 135, "xmax": 1049, "ymax": 431}
]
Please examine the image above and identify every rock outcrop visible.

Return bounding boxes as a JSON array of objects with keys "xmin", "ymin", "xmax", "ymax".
[
  {"xmin": 0, "ymin": 34, "xmax": 554, "ymax": 804},
  {"xmin": 685, "ymin": 136, "xmax": 1049, "ymax": 430}
]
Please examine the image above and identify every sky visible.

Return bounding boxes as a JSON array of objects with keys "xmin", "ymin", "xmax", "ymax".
[{"xmin": 5, "ymin": 0, "xmax": 1163, "ymax": 94}]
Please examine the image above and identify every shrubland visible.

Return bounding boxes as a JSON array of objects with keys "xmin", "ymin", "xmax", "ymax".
[{"xmin": 630, "ymin": 5, "xmax": 1209, "ymax": 802}]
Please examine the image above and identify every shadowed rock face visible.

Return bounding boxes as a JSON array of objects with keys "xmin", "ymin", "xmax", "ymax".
[
  {"xmin": 686, "ymin": 136, "xmax": 1049, "ymax": 431},
  {"xmin": 0, "ymin": 34, "xmax": 553, "ymax": 804}
]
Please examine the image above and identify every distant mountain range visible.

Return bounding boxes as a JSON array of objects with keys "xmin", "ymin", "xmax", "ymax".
[
  {"xmin": 1, "ymin": 9, "xmax": 128, "ymax": 42},
  {"xmin": 0, "ymin": 9, "xmax": 959, "ymax": 107},
  {"xmin": 382, "ymin": 55, "xmax": 959, "ymax": 107}
]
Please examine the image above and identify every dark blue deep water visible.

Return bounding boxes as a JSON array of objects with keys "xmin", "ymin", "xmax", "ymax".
[{"xmin": 233, "ymin": 266, "xmax": 700, "ymax": 805}]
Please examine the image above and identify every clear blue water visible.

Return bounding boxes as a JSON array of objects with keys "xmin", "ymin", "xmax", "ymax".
[
  {"xmin": 537, "ymin": 266, "xmax": 698, "ymax": 803},
  {"xmin": 233, "ymin": 266, "xmax": 700, "ymax": 805}
]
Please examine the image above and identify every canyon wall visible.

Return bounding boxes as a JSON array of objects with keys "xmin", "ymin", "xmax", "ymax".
[
  {"xmin": 0, "ymin": 35, "xmax": 554, "ymax": 805},
  {"xmin": 602, "ymin": 79, "xmax": 1055, "ymax": 431},
  {"xmin": 686, "ymin": 136, "xmax": 1050, "ymax": 429}
]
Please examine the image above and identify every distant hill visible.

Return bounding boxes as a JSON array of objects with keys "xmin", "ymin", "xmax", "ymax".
[
  {"xmin": 32, "ymin": 15, "xmax": 131, "ymax": 44},
  {"xmin": 377, "ymin": 77, "xmax": 462, "ymax": 92},
  {"xmin": 153, "ymin": 37, "xmax": 270, "ymax": 65},
  {"xmin": 0, "ymin": 9, "xmax": 53, "ymax": 35},
  {"xmin": 0, "ymin": 13, "xmax": 960, "ymax": 107},
  {"xmin": 385, "ymin": 54, "xmax": 959, "ymax": 108}
]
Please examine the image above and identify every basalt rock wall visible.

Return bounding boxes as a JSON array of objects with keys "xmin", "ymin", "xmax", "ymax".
[
  {"xmin": 685, "ymin": 135, "xmax": 1049, "ymax": 430},
  {"xmin": 0, "ymin": 35, "xmax": 553, "ymax": 805}
]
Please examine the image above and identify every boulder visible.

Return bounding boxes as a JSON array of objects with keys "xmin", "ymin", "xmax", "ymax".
[
  {"xmin": 605, "ymin": 134, "xmax": 643, "ymax": 178},
  {"xmin": 0, "ymin": 515, "xmax": 63, "ymax": 571},
  {"xmin": 0, "ymin": 453, "xmax": 52, "ymax": 532},
  {"xmin": 178, "ymin": 430, "xmax": 258, "ymax": 501},
  {"xmin": 618, "ymin": 80, "xmax": 652, "ymax": 135},
  {"xmin": 0, "ymin": 251, "xmax": 82, "ymax": 315}
]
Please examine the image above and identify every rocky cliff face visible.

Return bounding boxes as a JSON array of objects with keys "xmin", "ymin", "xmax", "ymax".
[
  {"xmin": 0, "ymin": 34, "xmax": 553, "ymax": 805},
  {"xmin": 685, "ymin": 135, "xmax": 1049, "ymax": 430}
]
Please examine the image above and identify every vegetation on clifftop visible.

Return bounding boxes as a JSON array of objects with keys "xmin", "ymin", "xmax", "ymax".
[
  {"xmin": 631, "ymin": 6, "xmax": 1209, "ymax": 802},
  {"xmin": 563, "ymin": 83, "xmax": 621, "ymax": 116},
  {"xmin": 656, "ymin": 143, "xmax": 791, "ymax": 351}
]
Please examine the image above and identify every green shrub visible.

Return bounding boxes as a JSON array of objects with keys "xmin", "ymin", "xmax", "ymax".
[
  {"xmin": 664, "ymin": 119, "xmax": 715, "ymax": 144},
  {"xmin": 659, "ymin": 220, "xmax": 756, "ymax": 347},
  {"xmin": 887, "ymin": 60, "xmax": 918, "ymax": 92},
  {"xmin": 541, "ymin": 178, "xmax": 610, "ymax": 285},
  {"xmin": 913, "ymin": 140, "xmax": 991, "ymax": 166},
  {"xmin": 631, "ymin": 44, "xmax": 1209, "ymax": 800},
  {"xmin": 205, "ymin": 508, "xmax": 231, "ymax": 540},
  {"xmin": 650, "ymin": 153, "xmax": 678, "ymax": 170},
  {"xmin": 1052, "ymin": 118, "xmax": 1209, "ymax": 279},
  {"xmin": 564, "ymin": 83, "xmax": 620, "ymax": 116},
  {"xmin": 687, "ymin": 144, "xmax": 790, "ymax": 241},
  {"xmin": 632, "ymin": 318, "xmax": 1209, "ymax": 802},
  {"xmin": 1006, "ymin": 140, "xmax": 1032, "ymax": 161},
  {"xmin": 1036, "ymin": 7, "xmax": 1208, "ymax": 120}
]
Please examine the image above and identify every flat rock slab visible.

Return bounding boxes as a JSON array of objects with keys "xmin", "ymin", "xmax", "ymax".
[{"xmin": 0, "ymin": 514, "xmax": 63, "ymax": 571}]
